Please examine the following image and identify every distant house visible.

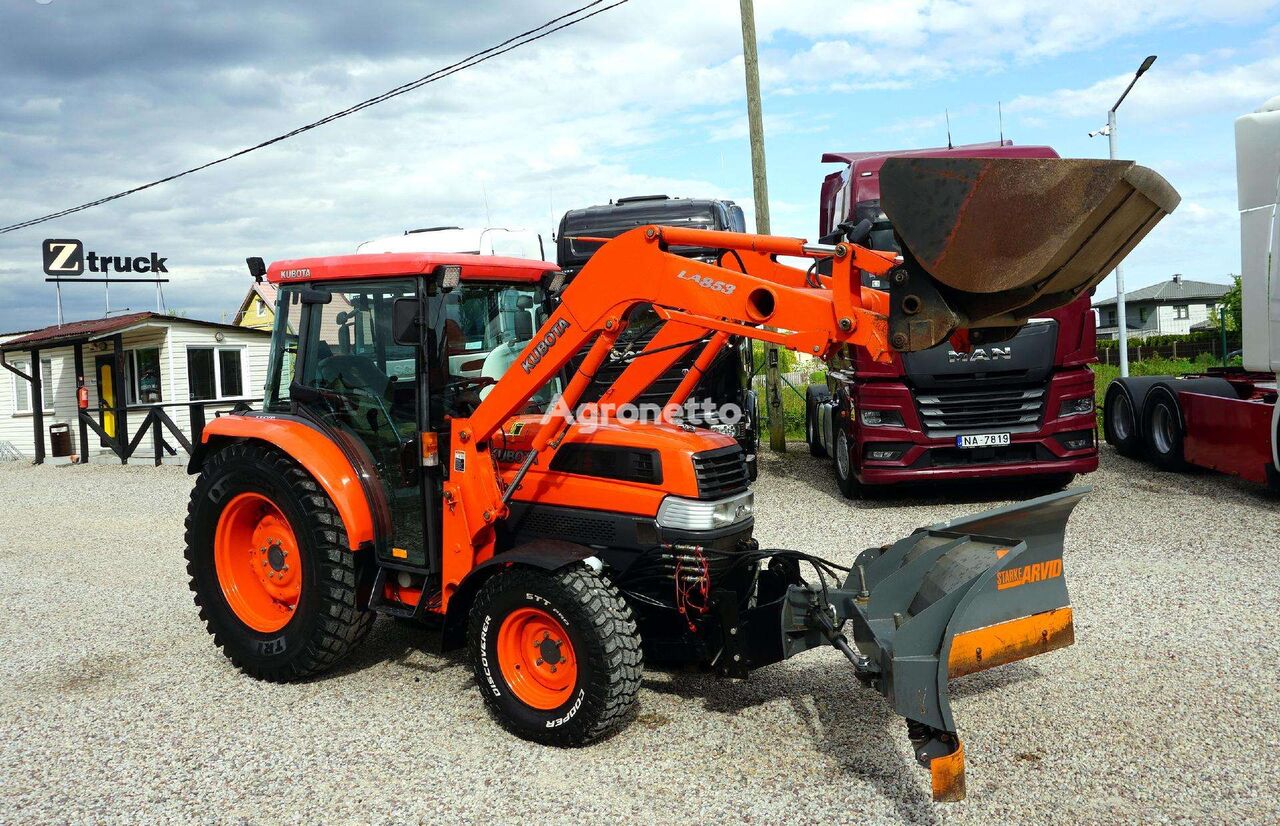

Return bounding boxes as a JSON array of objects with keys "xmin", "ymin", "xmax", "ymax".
[
  {"xmin": 232, "ymin": 282, "xmax": 278, "ymax": 331},
  {"xmin": 1093, "ymin": 274, "xmax": 1230, "ymax": 340},
  {"xmin": 0, "ymin": 312, "xmax": 270, "ymax": 463}
]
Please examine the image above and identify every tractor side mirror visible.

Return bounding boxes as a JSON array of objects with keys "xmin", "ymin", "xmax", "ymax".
[{"xmin": 391, "ymin": 298, "xmax": 421, "ymax": 346}]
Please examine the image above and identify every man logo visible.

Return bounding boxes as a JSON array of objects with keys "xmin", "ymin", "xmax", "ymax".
[{"xmin": 43, "ymin": 239, "xmax": 84, "ymax": 276}]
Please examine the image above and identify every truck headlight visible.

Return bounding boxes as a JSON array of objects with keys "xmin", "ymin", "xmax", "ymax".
[
  {"xmin": 1058, "ymin": 397, "xmax": 1094, "ymax": 417},
  {"xmin": 860, "ymin": 409, "xmax": 904, "ymax": 427},
  {"xmin": 656, "ymin": 491, "xmax": 754, "ymax": 531}
]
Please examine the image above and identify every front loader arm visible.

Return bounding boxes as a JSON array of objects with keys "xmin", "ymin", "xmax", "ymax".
[{"xmin": 439, "ymin": 226, "xmax": 899, "ymax": 605}]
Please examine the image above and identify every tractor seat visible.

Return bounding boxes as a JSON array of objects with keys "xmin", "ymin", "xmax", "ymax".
[{"xmin": 319, "ymin": 354, "xmax": 392, "ymax": 398}]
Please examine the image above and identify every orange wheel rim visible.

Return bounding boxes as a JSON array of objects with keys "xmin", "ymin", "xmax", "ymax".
[
  {"xmin": 214, "ymin": 492, "xmax": 302, "ymax": 633},
  {"xmin": 496, "ymin": 607, "xmax": 578, "ymax": 710}
]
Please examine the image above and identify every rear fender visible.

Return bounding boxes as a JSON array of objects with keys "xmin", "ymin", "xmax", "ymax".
[
  {"xmin": 440, "ymin": 539, "xmax": 601, "ymax": 651},
  {"xmin": 195, "ymin": 413, "xmax": 376, "ymax": 552}
]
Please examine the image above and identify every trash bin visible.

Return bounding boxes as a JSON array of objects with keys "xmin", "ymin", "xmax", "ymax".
[{"xmin": 49, "ymin": 422, "xmax": 72, "ymax": 457}]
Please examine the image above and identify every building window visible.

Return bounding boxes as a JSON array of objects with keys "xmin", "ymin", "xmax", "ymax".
[
  {"xmin": 188, "ymin": 347, "xmax": 246, "ymax": 401},
  {"xmin": 11, "ymin": 358, "xmax": 53, "ymax": 414},
  {"xmin": 255, "ymin": 299, "xmax": 267, "ymax": 318},
  {"xmin": 124, "ymin": 348, "xmax": 163, "ymax": 404},
  {"xmin": 1106, "ymin": 309, "xmax": 1117, "ymax": 327},
  {"xmin": 1174, "ymin": 305, "xmax": 1189, "ymax": 319},
  {"xmin": 1139, "ymin": 307, "xmax": 1151, "ymax": 323}
]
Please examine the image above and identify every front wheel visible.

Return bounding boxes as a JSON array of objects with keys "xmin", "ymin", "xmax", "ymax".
[
  {"xmin": 834, "ymin": 427, "xmax": 864, "ymax": 500},
  {"xmin": 468, "ymin": 565, "xmax": 643, "ymax": 746}
]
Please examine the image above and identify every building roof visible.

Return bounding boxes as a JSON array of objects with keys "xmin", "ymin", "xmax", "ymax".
[
  {"xmin": 1, "ymin": 311, "xmax": 268, "ymax": 352},
  {"xmin": 1093, "ymin": 275, "xmax": 1230, "ymax": 308},
  {"xmin": 232, "ymin": 281, "xmax": 279, "ymax": 325}
]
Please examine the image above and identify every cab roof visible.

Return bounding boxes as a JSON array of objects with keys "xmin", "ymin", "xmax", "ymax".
[{"xmin": 266, "ymin": 252, "xmax": 558, "ymax": 285}]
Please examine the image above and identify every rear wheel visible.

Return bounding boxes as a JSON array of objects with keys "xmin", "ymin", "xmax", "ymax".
[
  {"xmin": 1103, "ymin": 383, "xmax": 1142, "ymax": 458},
  {"xmin": 1144, "ymin": 390, "xmax": 1187, "ymax": 471},
  {"xmin": 468, "ymin": 565, "xmax": 642, "ymax": 745},
  {"xmin": 185, "ymin": 442, "xmax": 373, "ymax": 681}
]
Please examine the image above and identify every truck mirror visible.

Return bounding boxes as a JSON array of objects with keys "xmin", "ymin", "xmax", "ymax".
[{"xmin": 391, "ymin": 297, "xmax": 421, "ymax": 346}]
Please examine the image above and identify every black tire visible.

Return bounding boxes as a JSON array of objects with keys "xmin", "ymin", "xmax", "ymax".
[
  {"xmin": 1103, "ymin": 382, "xmax": 1143, "ymax": 458},
  {"xmin": 833, "ymin": 423, "xmax": 864, "ymax": 500},
  {"xmin": 468, "ymin": 565, "xmax": 642, "ymax": 746},
  {"xmin": 185, "ymin": 442, "xmax": 374, "ymax": 681},
  {"xmin": 806, "ymin": 386, "xmax": 829, "ymax": 458},
  {"xmin": 1143, "ymin": 389, "xmax": 1187, "ymax": 471}
]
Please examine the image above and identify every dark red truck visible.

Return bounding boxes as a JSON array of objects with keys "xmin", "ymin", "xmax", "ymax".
[{"xmin": 805, "ymin": 141, "xmax": 1099, "ymax": 497}]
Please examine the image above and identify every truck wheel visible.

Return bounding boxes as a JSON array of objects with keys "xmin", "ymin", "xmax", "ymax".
[
  {"xmin": 185, "ymin": 442, "xmax": 374, "ymax": 682},
  {"xmin": 468, "ymin": 565, "xmax": 643, "ymax": 746},
  {"xmin": 834, "ymin": 427, "xmax": 864, "ymax": 499},
  {"xmin": 806, "ymin": 386, "xmax": 829, "ymax": 458},
  {"xmin": 1103, "ymin": 382, "xmax": 1142, "ymax": 458},
  {"xmin": 1143, "ymin": 389, "xmax": 1187, "ymax": 471}
]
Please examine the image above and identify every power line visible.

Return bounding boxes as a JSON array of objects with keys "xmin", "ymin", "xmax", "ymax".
[{"xmin": 1, "ymin": 0, "xmax": 628, "ymax": 234}]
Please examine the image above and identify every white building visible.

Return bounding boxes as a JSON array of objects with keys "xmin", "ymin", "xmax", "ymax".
[
  {"xmin": 1093, "ymin": 274, "xmax": 1231, "ymax": 340},
  {"xmin": 0, "ymin": 312, "xmax": 270, "ymax": 464}
]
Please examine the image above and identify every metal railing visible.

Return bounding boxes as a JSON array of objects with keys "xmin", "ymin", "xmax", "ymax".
[{"xmin": 77, "ymin": 398, "xmax": 262, "ymax": 466}]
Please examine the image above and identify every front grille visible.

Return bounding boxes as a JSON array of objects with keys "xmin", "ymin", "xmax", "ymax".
[
  {"xmin": 691, "ymin": 445, "xmax": 750, "ymax": 500},
  {"xmin": 914, "ymin": 383, "xmax": 1046, "ymax": 436},
  {"xmin": 923, "ymin": 444, "xmax": 1042, "ymax": 467}
]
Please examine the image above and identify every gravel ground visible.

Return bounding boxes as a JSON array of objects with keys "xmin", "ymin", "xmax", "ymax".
[{"xmin": 0, "ymin": 448, "xmax": 1277, "ymax": 824}]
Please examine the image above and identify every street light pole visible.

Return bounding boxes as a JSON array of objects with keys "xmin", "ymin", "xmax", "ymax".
[
  {"xmin": 1098, "ymin": 55, "xmax": 1156, "ymax": 377},
  {"xmin": 738, "ymin": 0, "xmax": 786, "ymax": 453}
]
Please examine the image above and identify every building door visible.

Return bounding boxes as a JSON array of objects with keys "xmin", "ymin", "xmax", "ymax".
[
  {"xmin": 94, "ymin": 355, "xmax": 116, "ymax": 447},
  {"xmin": 289, "ymin": 279, "xmax": 429, "ymax": 569}
]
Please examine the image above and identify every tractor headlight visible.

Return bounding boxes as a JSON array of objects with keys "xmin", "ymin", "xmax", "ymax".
[{"xmin": 655, "ymin": 491, "xmax": 754, "ymax": 531}]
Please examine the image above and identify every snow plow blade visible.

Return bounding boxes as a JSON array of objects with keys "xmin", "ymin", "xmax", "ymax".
[
  {"xmin": 878, "ymin": 156, "xmax": 1180, "ymax": 350},
  {"xmin": 781, "ymin": 488, "xmax": 1087, "ymax": 801}
]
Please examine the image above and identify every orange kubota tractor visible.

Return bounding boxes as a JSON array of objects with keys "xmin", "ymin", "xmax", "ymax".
[{"xmin": 185, "ymin": 157, "xmax": 1178, "ymax": 801}]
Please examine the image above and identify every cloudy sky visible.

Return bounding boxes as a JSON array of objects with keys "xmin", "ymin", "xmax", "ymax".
[{"xmin": 1, "ymin": 0, "xmax": 1277, "ymax": 332}]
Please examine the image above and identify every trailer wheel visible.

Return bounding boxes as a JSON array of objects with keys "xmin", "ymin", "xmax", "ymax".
[
  {"xmin": 1103, "ymin": 382, "xmax": 1143, "ymax": 458},
  {"xmin": 1143, "ymin": 389, "xmax": 1188, "ymax": 471},
  {"xmin": 185, "ymin": 442, "xmax": 374, "ymax": 682},
  {"xmin": 468, "ymin": 565, "xmax": 642, "ymax": 746},
  {"xmin": 806, "ymin": 386, "xmax": 829, "ymax": 458}
]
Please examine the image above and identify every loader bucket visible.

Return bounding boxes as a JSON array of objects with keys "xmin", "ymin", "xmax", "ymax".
[
  {"xmin": 877, "ymin": 157, "xmax": 1180, "ymax": 350},
  {"xmin": 783, "ymin": 488, "xmax": 1087, "ymax": 801}
]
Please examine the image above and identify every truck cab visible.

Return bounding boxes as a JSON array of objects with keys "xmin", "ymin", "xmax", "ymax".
[
  {"xmin": 807, "ymin": 142, "xmax": 1099, "ymax": 495},
  {"xmin": 556, "ymin": 195, "xmax": 758, "ymax": 477}
]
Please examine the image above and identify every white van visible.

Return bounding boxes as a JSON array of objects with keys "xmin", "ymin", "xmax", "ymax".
[{"xmin": 356, "ymin": 226, "xmax": 546, "ymax": 260}]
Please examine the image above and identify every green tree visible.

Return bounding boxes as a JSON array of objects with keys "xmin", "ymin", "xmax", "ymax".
[{"xmin": 1218, "ymin": 275, "xmax": 1243, "ymax": 332}]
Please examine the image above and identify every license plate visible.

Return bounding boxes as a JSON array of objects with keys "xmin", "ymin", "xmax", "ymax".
[{"xmin": 956, "ymin": 433, "xmax": 1011, "ymax": 448}]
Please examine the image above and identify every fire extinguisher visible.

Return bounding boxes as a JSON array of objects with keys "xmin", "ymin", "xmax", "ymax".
[{"xmin": 77, "ymin": 379, "xmax": 89, "ymax": 410}]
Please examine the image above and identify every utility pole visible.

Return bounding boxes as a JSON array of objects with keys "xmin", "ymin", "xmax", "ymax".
[
  {"xmin": 738, "ymin": 0, "xmax": 785, "ymax": 452},
  {"xmin": 1094, "ymin": 55, "xmax": 1156, "ymax": 377}
]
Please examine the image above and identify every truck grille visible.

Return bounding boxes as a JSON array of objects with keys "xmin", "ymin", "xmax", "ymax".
[
  {"xmin": 915, "ymin": 384, "xmax": 1046, "ymax": 436},
  {"xmin": 692, "ymin": 445, "xmax": 749, "ymax": 499}
]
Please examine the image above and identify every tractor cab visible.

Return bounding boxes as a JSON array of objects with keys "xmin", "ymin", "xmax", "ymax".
[{"xmin": 260, "ymin": 253, "xmax": 562, "ymax": 574}]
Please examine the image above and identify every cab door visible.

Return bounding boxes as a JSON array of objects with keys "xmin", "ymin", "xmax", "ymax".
[{"xmin": 288, "ymin": 279, "xmax": 431, "ymax": 569}]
